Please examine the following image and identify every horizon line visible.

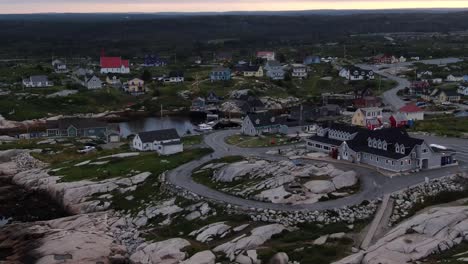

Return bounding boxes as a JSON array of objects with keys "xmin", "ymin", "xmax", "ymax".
[{"xmin": 1, "ymin": 7, "xmax": 468, "ymax": 16}]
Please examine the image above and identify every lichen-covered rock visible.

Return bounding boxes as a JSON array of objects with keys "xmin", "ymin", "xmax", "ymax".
[{"xmin": 130, "ymin": 238, "xmax": 190, "ymax": 264}]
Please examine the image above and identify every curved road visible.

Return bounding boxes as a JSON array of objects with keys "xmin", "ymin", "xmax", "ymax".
[
  {"xmin": 358, "ymin": 57, "xmax": 462, "ymax": 111},
  {"xmin": 167, "ymin": 129, "xmax": 463, "ymax": 212}
]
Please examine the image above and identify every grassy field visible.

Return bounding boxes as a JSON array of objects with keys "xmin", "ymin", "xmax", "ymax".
[
  {"xmin": 225, "ymin": 134, "xmax": 298, "ymax": 148},
  {"xmin": 53, "ymin": 148, "xmax": 212, "ymax": 182},
  {"xmin": 411, "ymin": 116, "xmax": 468, "ymax": 137}
]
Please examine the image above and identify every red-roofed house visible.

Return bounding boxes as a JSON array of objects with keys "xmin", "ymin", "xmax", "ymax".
[
  {"xmin": 256, "ymin": 51, "xmax": 276, "ymax": 61},
  {"xmin": 398, "ymin": 104, "xmax": 424, "ymax": 121},
  {"xmin": 100, "ymin": 56, "xmax": 130, "ymax": 74}
]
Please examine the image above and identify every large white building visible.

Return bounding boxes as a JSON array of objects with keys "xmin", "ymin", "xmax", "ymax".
[
  {"xmin": 100, "ymin": 56, "xmax": 130, "ymax": 74},
  {"xmin": 132, "ymin": 129, "xmax": 183, "ymax": 155}
]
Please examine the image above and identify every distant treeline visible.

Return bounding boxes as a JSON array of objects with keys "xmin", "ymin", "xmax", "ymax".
[{"xmin": 1, "ymin": 12, "xmax": 468, "ymax": 59}]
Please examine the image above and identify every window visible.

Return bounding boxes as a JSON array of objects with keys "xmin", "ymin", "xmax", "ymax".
[
  {"xmin": 400, "ymin": 144, "xmax": 405, "ymax": 154},
  {"xmin": 392, "ymin": 161, "xmax": 395, "ymax": 166},
  {"xmin": 368, "ymin": 139, "xmax": 372, "ymax": 147},
  {"xmin": 396, "ymin": 145, "xmax": 400, "ymax": 153},
  {"xmin": 423, "ymin": 149, "xmax": 428, "ymax": 153},
  {"xmin": 378, "ymin": 141, "xmax": 382, "ymax": 149},
  {"xmin": 383, "ymin": 142, "xmax": 387, "ymax": 150},
  {"xmin": 373, "ymin": 140, "xmax": 377, "ymax": 148},
  {"xmin": 401, "ymin": 161, "xmax": 404, "ymax": 166}
]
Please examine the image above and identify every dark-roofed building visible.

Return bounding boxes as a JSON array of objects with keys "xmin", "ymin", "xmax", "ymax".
[
  {"xmin": 132, "ymin": 128, "xmax": 183, "ymax": 155},
  {"xmin": 339, "ymin": 66, "xmax": 375, "ymax": 81},
  {"xmin": 306, "ymin": 122, "xmax": 457, "ymax": 172},
  {"xmin": 23, "ymin": 75, "xmax": 53, "ymax": 88},
  {"xmin": 46, "ymin": 118, "xmax": 108, "ymax": 139},
  {"xmin": 164, "ymin": 71, "xmax": 184, "ymax": 83},
  {"xmin": 241, "ymin": 112, "xmax": 315, "ymax": 136},
  {"xmin": 143, "ymin": 54, "xmax": 168, "ymax": 67}
]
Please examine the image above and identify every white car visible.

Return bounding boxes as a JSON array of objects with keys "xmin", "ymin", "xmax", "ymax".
[{"xmin": 77, "ymin": 146, "xmax": 96, "ymax": 154}]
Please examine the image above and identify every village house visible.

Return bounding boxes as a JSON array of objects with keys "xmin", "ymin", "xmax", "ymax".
[
  {"xmin": 100, "ymin": 56, "xmax": 130, "ymax": 74},
  {"xmin": 73, "ymin": 68, "xmax": 93, "ymax": 77},
  {"xmin": 372, "ymin": 54, "xmax": 393, "ymax": 64},
  {"xmin": 264, "ymin": 60, "xmax": 285, "ymax": 80},
  {"xmin": 256, "ymin": 51, "xmax": 276, "ymax": 61},
  {"xmin": 125, "ymin": 78, "xmax": 145, "ymax": 94},
  {"xmin": 106, "ymin": 75, "xmax": 122, "ymax": 88},
  {"xmin": 52, "ymin": 59, "xmax": 68, "ymax": 73},
  {"xmin": 191, "ymin": 97, "xmax": 206, "ymax": 112},
  {"xmin": 241, "ymin": 112, "xmax": 288, "ymax": 136},
  {"xmin": 143, "ymin": 54, "xmax": 167, "ymax": 67},
  {"xmin": 381, "ymin": 112, "xmax": 408, "ymax": 128},
  {"xmin": 164, "ymin": 71, "xmax": 184, "ymax": 83},
  {"xmin": 446, "ymin": 75, "xmax": 464, "ymax": 82},
  {"xmin": 46, "ymin": 118, "xmax": 108, "ymax": 139},
  {"xmin": 77, "ymin": 75, "xmax": 102, "ymax": 90},
  {"xmin": 353, "ymin": 96, "xmax": 382, "ymax": 108},
  {"xmin": 398, "ymin": 104, "xmax": 424, "ymax": 121},
  {"xmin": 306, "ymin": 122, "xmax": 457, "ymax": 172},
  {"xmin": 432, "ymin": 89, "xmax": 461, "ymax": 103},
  {"xmin": 210, "ymin": 67, "xmax": 232, "ymax": 82},
  {"xmin": 458, "ymin": 84, "xmax": 468, "ymax": 96},
  {"xmin": 23, "ymin": 75, "xmax": 53, "ymax": 88},
  {"xmin": 410, "ymin": 81, "xmax": 431, "ymax": 95},
  {"xmin": 291, "ymin": 64, "xmax": 308, "ymax": 79},
  {"xmin": 132, "ymin": 128, "xmax": 183, "ymax": 155},
  {"xmin": 242, "ymin": 65, "xmax": 264, "ymax": 77},
  {"xmin": 391, "ymin": 56, "xmax": 407, "ymax": 64},
  {"xmin": 206, "ymin": 91, "xmax": 222, "ymax": 104},
  {"xmin": 303, "ymin": 55, "xmax": 321, "ymax": 65},
  {"xmin": 339, "ymin": 66, "xmax": 375, "ymax": 81},
  {"xmin": 352, "ymin": 107, "xmax": 383, "ymax": 130},
  {"xmin": 417, "ymin": 71, "xmax": 433, "ymax": 79}
]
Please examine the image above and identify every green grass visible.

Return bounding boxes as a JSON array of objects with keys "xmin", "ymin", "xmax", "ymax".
[
  {"xmin": 55, "ymin": 148, "xmax": 212, "ymax": 182},
  {"xmin": 258, "ymin": 221, "xmax": 368, "ymax": 264},
  {"xmin": 225, "ymin": 134, "xmax": 297, "ymax": 148},
  {"xmin": 411, "ymin": 116, "xmax": 468, "ymax": 137},
  {"xmin": 423, "ymin": 241, "xmax": 468, "ymax": 264},
  {"xmin": 182, "ymin": 135, "xmax": 204, "ymax": 146},
  {"xmin": 0, "ymin": 89, "xmax": 138, "ymax": 121}
]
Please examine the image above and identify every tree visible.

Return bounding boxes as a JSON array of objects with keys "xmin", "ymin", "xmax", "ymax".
[{"xmin": 141, "ymin": 70, "xmax": 152, "ymax": 82}]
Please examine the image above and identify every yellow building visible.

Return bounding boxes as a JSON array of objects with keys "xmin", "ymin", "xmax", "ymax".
[{"xmin": 127, "ymin": 78, "xmax": 145, "ymax": 94}]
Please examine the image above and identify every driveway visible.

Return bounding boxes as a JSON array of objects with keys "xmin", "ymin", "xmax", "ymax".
[{"xmin": 166, "ymin": 129, "xmax": 463, "ymax": 212}]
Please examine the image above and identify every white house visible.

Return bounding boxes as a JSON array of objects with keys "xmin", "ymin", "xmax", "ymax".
[
  {"xmin": 458, "ymin": 84, "xmax": 468, "ymax": 96},
  {"xmin": 399, "ymin": 104, "xmax": 424, "ymax": 121},
  {"xmin": 132, "ymin": 128, "xmax": 183, "ymax": 155},
  {"xmin": 78, "ymin": 75, "xmax": 102, "ymax": 90},
  {"xmin": 446, "ymin": 75, "xmax": 463, "ymax": 82},
  {"xmin": 52, "ymin": 59, "xmax": 68, "ymax": 73},
  {"xmin": 339, "ymin": 67, "xmax": 375, "ymax": 81},
  {"xmin": 291, "ymin": 64, "xmax": 308, "ymax": 79},
  {"xmin": 100, "ymin": 56, "xmax": 130, "ymax": 74},
  {"xmin": 23, "ymin": 75, "xmax": 53, "ymax": 88},
  {"xmin": 164, "ymin": 71, "xmax": 184, "ymax": 83}
]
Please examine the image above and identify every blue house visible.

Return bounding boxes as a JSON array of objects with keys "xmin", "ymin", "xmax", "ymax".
[
  {"xmin": 210, "ymin": 67, "xmax": 231, "ymax": 82},
  {"xmin": 303, "ymin": 56, "xmax": 321, "ymax": 65},
  {"xmin": 143, "ymin": 55, "xmax": 168, "ymax": 67},
  {"xmin": 463, "ymin": 75, "xmax": 468, "ymax": 82}
]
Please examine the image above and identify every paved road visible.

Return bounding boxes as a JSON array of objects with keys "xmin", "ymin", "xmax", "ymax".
[
  {"xmin": 357, "ymin": 57, "xmax": 463, "ymax": 111},
  {"xmin": 166, "ymin": 129, "xmax": 464, "ymax": 212}
]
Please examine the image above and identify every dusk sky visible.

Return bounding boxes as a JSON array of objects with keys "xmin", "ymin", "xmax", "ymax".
[{"xmin": 1, "ymin": 0, "xmax": 468, "ymax": 14}]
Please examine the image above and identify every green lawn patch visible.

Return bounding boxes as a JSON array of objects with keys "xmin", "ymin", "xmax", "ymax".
[
  {"xmin": 225, "ymin": 134, "xmax": 298, "ymax": 148},
  {"xmin": 411, "ymin": 116, "xmax": 468, "ymax": 137},
  {"xmin": 56, "ymin": 148, "xmax": 212, "ymax": 182},
  {"xmin": 182, "ymin": 134, "xmax": 204, "ymax": 146}
]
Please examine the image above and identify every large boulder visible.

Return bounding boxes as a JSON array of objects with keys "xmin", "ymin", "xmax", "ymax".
[
  {"xmin": 304, "ymin": 180, "xmax": 336, "ymax": 194},
  {"xmin": 269, "ymin": 252, "xmax": 289, "ymax": 264},
  {"xmin": 333, "ymin": 206, "xmax": 468, "ymax": 264},
  {"xmin": 130, "ymin": 238, "xmax": 190, "ymax": 264},
  {"xmin": 213, "ymin": 224, "xmax": 285, "ymax": 261},
  {"xmin": 333, "ymin": 171, "xmax": 358, "ymax": 189},
  {"xmin": 189, "ymin": 222, "xmax": 232, "ymax": 243},
  {"xmin": 181, "ymin": 250, "xmax": 215, "ymax": 264}
]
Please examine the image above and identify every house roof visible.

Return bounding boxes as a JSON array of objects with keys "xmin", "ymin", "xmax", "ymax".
[
  {"xmin": 399, "ymin": 104, "xmax": 423, "ymax": 113},
  {"xmin": 266, "ymin": 60, "xmax": 282, "ymax": 67},
  {"xmin": 212, "ymin": 66, "xmax": 230, "ymax": 72},
  {"xmin": 247, "ymin": 112, "xmax": 288, "ymax": 128},
  {"xmin": 441, "ymin": 89, "xmax": 460, "ymax": 97},
  {"xmin": 257, "ymin": 51, "xmax": 275, "ymax": 56},
  {"xmin": 100, "ymin": 56, "xmax": 129, "ymax": 68},
  {"xmin": 29, "ymin": 75, "xmax": 49, "ymax": 83},
  {"xmin": 346, "ymin": 127, "xmax": 424, "ymax": 159},
  {"xmin": 318, "ymin": 122, "xmax": 365, "ymax": 134},
  {"xmin": 137, "ymin": 128, "xmax": 180, "ymax": 143},
  {"xmin": 47, "ymin": 118, "xmax": 107, "ymax": 130},
  {"xmin": 308, "ymin": 135, "xmax": 343, "ymax": 146}
]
